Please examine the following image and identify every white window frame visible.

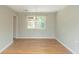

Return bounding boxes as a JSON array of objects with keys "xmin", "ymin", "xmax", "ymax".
[{"xmin": 27, "ymin": 16, "xmax": 46, "ymax": 30}]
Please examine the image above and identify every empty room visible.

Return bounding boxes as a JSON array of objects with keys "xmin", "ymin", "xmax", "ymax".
[{"xmin": 0, "ymin": 5, "xmax": 79, "ymax": 54}]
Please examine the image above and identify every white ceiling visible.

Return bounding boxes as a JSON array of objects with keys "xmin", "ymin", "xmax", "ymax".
[{"xmin": 8, "ymin": 5, "xmax": 67, "ymax": 12}]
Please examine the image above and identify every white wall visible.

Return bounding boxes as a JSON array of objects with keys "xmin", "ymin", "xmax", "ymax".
[
  {"xmin": 16, "ymin": 12, "xmax": 56, "ymax": 38},
  {"xmin": 0, "ymin": 6, "xmax": 17, "ymax": 52},
  {"xmin": 56, "ymin": 6, "xmax": 79, "ymax": 53}
]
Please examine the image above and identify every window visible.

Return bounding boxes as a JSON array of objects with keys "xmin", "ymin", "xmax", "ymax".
[{"xmin": 27, "ymin": 16, "xmax": 46, "ymax": 29}]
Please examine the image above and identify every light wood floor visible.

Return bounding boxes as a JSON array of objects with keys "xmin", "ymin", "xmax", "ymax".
[{"xmin": 2, "ymin": 39, "xmax": 71, "ymax": 54}]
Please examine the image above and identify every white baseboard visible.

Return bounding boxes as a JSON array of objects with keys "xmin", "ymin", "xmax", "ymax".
[
  {"xmin": 56, "ymin": 38, "xmax": 76, "ymax": 54},
  {"xmin": 0, "ymin": 40, "xmax": 13, "ymax": 53},
  {"xmin": 16, "ymin": 37, "xmax": 56, "ymax": 39}
]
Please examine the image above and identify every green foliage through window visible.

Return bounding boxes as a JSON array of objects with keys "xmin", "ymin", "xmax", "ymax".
[{"xmin": 27, "ymin": 16, "xmax": 46, "ymax": 29}]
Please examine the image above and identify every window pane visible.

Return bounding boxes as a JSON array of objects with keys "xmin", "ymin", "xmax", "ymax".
[
  {"xmin": 37, "ymin": 16, "xmax": 46, "ymax": 29},
  {"xmin": 27, "ymin": 21, "xmax": 35, "ymax": 29},
  {"xmin": 27, "ymin": 16, "xmax": 46, "ymax": 29},
  {"xmin": 35, "ymin": 21, "xmax": 40, "ymax": 29}
]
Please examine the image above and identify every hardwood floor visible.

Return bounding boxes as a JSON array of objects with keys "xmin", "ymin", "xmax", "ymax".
[{"xmin": 2, "ymin": 39, "xmax": 71, "ymax": 54}]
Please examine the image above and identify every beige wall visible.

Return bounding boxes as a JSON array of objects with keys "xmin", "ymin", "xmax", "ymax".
[
  {"xmin": 16, "ymin": 12, "xmax": 56, "ymax": 38},
  {"xmin": 56, "ymin": 6, "xmax": 79, "ymax": 53},
  {"xmin": 0, "ymin": 6, "xmax": 17, "ymax": 52}
]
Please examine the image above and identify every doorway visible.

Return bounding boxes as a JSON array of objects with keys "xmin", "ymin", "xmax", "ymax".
[{"xmin": 13, "ymin": 16, "xmax": 17, "ymax": 39}]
